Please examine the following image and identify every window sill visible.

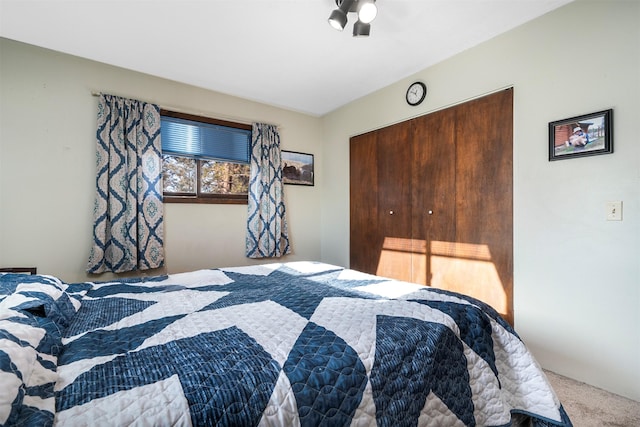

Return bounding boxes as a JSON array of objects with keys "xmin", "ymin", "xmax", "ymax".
[{"xmin": 164, "ymin": 196, "xmax": 248, "ymax": 205}]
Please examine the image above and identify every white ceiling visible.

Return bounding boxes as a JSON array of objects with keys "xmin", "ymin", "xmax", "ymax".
[{"xmin": 0, "ymin": 0, "xmax": 573, "ymax": 116}]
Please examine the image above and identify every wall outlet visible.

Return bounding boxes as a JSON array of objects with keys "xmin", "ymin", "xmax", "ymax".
[{"xmin": 606, "ymin": 201, "xmax": 622, "ymax": 221}]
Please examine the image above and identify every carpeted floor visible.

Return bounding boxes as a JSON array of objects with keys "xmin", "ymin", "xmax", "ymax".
[{"xmin": 544, "ymin": 370, "xmax": 640, "ymax": 427}]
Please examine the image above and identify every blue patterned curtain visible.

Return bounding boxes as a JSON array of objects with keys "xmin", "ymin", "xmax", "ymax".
[
  {"xmin": 246, "ymin": 123, "xmax": 291, "ymax": 258},
  {"xmin": 87, "ymin": 94, "xmax": 164, "ymax": 273}
]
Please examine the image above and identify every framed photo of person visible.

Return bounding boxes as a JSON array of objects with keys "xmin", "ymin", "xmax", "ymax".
[{"xmin": 549, "ymin": 109, "xmax": 613, "ymax": 161}]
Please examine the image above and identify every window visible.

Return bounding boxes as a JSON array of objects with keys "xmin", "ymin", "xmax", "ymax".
[{"xmin": 160, "ymin": 110, "xmax": 252, "ymax": 204}]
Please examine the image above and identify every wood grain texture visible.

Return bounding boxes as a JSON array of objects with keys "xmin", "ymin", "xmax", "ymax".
[
  {"xmin": 411, "ymin": 107, "xmax": 457, "ymax": 286},
  {"xmin": 454, "ymin": 90, "xmax": 513, "ymax": 323},
  {"xmin": 350, "ymin": 131, "xmax": 380, "ymax": 275},
  {"xmin": 350, "ymin": 89, "xmax": 514, "ymax": 324},
  {"xmin": 375, "ymin": 122, "xmax": 413, "ymax": 281}
]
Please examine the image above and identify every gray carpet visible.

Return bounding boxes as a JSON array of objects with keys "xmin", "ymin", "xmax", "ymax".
[{"xmin": 544, "ymin": 370, "xmax": 640, "ymax": 426}]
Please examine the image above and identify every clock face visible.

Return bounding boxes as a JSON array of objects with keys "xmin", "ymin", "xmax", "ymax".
[{"xmin": 406, "ymin": 82, "xmax": 426, "ymax": 106}]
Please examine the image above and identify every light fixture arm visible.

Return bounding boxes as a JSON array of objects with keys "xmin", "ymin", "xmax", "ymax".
[{"xmin": 335, "ymin": 0, "xmax": 357, "ymax": 13}]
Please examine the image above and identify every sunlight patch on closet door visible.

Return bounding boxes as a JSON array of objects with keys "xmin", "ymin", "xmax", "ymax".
[
  {"xmin": 376, "ymin": 237, "xmax": 420, "ymax": 283},
  {"xmin": 429, "ymin": 241, "xmax": 507, "ymax": 316},
  {"xmin": 376, "ymin": 238, "xmax": 507, "ymax": 318}
]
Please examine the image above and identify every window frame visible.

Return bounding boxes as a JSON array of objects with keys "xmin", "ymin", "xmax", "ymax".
[{"xmin": 160, "ymin": 110, "xmax": 252, "ymax": 205}]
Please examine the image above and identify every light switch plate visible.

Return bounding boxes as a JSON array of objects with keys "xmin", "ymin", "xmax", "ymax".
[{"xmin": 606, "ymin": 201, "xmax": 622, "ymax": 221}]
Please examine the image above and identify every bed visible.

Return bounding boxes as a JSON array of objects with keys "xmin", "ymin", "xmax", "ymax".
[{"xmin": 1, "ymin": 261, "xmax": 571, "ymax": 426}]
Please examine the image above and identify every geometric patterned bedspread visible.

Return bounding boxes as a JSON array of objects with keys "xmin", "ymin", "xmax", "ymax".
[{"xmin": 1, "ymin": 261, "xmax": 572, "ymax": 426}]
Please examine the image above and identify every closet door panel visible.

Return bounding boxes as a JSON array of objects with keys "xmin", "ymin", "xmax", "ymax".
[
  {"xmin": 411, "ymin": 108, "xmax": 457, "ymax": 285},
  {"xmin": 376, "ymin": 123, "xmax": 413, "ymax": 281},
  {"xmin": 350, "ymin": 132, "xmax": 380, "ymax": 274},
  {"xmin": 349, "ymin": 88, "xmax": 513, "ymax": 324},
  {"xmin": 454, "ymin": 89, "xmax": 513, "ymax": 324}
]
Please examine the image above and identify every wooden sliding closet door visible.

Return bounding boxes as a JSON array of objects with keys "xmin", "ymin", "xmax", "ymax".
[
  {"xmin": 411, "ymin": 89, "xmax": 513, "ymax": 324},
  {"xmin": 350, "ymin": 131, "xmax": 379, "ymax": 275},
  {"xmin": 452, "ymin": 90, "xmax": 513, "ymax": 323},
  {"xmin": 349, "ymin": 123, "xmax": 413, "ymax": 281},
  {"xmin": 350, "ymin": 89, "xmax": 513, "ymax": 324},
  {"xmin": 375, "ymin": 123, "xmax": 413, "ymax": 281},
  {"xmin": 411, "ymin": 107, "xmax": 457, "ymax": 285}
]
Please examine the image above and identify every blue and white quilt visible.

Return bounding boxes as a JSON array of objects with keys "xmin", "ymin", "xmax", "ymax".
[{"xmin": 1, "ymin": 262, "xmax": 572, "ymax": 426}]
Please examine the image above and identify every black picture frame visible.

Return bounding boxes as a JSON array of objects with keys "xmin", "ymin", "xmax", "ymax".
[
  {"xmin": 549, "ymin": 109, "xmax": 613, "ymax": 161},
  {"xmin": 0, "ymin": 267, "xmax": 37, "ymax": 275},
  {"xmin": 282, "ymin": 150, "xmax": 314, "ymax": 186}
]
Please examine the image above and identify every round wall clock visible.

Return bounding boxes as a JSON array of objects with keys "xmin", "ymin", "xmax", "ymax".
[{"xmin": 406, "ymin": 81, "xmax": 427, "ymax": 106}]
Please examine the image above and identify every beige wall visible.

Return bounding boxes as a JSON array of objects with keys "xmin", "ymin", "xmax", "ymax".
[
  {"xmin": 0, "ymin": 38, "xmax": 324, "ymax": 282},
  {"xmin": 321, "ymin": 0, "xmax": 639, "ymax": 400}
]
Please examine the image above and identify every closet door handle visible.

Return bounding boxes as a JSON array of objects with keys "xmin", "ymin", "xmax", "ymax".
[
  {"xmin": 428, "ymin": 210, "xmax": 433, "ymax": 215},
  {"xmin": 389, "ymin": 210, "xmax": 394, "ymax": 215}
]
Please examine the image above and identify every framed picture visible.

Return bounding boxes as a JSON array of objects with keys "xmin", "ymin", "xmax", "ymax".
[
  {"xmin": 282, "ymin": 150, "xmax": 314, "ymax": 186},
  {"xmin": 549, "ymin": 109, "xmax": 613, "ymax": 161},
  {"xmin": 0, "ymin": 267, "xmax": 37, "ymax": 275}
]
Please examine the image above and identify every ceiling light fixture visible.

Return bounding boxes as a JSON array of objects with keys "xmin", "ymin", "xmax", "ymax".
[
  {"xmin": 352, "ymin": 20, "xmax": 371, "ymax": 37},
  {"xmin": 328, "ymin": 0, "xmax": 377, "ymax": 37},
  {"xmin": 357, "ymin": 0, "xmax": 377, "ymax": 24}
]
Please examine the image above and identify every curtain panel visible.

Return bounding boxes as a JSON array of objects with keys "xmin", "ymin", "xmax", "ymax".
[
  {"xmin": 87, "ymin": 94, "xmax": 164, "ymax": 273},
  {"xmin": 246, "ymin": 123, "xmax": 292, "ymax": 258}
]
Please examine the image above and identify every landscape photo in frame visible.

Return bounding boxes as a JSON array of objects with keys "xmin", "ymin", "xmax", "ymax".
[{"xmin": 282, "ymin": 151, "xmax": 314, "ymax": 186}]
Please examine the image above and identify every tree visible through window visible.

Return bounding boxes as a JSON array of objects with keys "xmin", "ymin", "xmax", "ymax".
[{"xmin": 160, "ymin": 111, "xmax": 251, "ymax": 204}]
